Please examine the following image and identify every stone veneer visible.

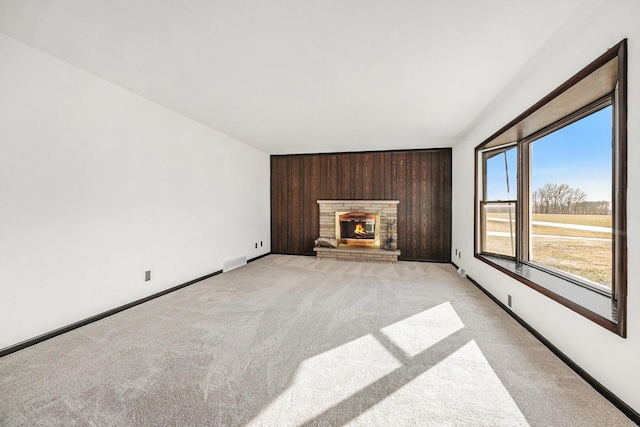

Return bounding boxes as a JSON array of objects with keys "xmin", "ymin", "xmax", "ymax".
[
  {"xmin": 315, "ymin": 200, "xmax": 400, "ymax": 262},
  {"xmin": 313, "ymin": 246, "xmax": 401, "ymax": 263}
]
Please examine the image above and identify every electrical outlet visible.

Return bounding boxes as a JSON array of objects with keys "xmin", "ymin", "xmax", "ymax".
[
  {"xmin": 145, "ymin": 271, "xmax": 151, "ymax": 281},
  {"xmin": 508, "ymin": 295, "xmax": 512, "ymax": 307}
]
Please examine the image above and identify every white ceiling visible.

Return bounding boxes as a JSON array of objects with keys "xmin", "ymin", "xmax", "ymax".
[{"xmin": 0, "ymin": 0, "xmax": 600, "ymax": 154}]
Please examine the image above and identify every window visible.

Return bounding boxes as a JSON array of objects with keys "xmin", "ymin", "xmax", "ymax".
[
  {"xmin": 528, "ymin": 103, "xmax": 612, "ymax": 291},
  {"xmin": 480, "ymin": 145, "xmax": 517, "ymax": 257},
  {"xmin": 475, "ymin": 40, "xmax": 627, "ymax": 336}
]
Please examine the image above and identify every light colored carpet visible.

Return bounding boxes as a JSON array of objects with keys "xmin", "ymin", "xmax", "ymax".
[{"xmin": 0, "ymin": 255, "xmax": 634, "ymax": 426}]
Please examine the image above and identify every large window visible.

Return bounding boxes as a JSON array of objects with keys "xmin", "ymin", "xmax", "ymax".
[
  {"xmin": 475, "ymin": 40, "xmax": 627, "ymax": 336},
  {"xmin": 528, "ymin": 103, "xmax": 612, "ymax": 291}
]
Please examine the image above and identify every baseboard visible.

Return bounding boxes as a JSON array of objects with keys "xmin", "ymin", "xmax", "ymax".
[
  {"xmin": 248, "ymin": 252, "xmax": 271, "ymax": 263},
  {"xmin": 0, "ymin": 253, "xmax": 278, "ymax": 359},
  {"xmin": 0, "ymin": 268, "xmax": 223, "ymax": 358},
  {"xmin": 457, "ymin": 266, "xmax": 640, "ymax": 425},
  {"xmin": 402, "ymin": 258, "xmax": 452, "ymax": 263},
  {"xmin": 271, "ymin": 251, "xmax": 316, "ymax": 257},
  {"xmin": 272, "ymin": 251, "xmax": 452, "ymax": 263}
]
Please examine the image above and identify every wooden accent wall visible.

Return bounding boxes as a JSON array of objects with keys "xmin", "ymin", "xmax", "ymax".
[{"xmin": 271, "ymin": 149, "xmax": 452, "ymax": 261}]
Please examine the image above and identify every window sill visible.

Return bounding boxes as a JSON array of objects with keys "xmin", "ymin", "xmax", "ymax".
[{"xmin": 476, "ymin": 254, "xmax": 620, "ymax": 335}]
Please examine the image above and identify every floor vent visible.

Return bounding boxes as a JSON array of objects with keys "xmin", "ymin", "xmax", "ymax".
[{"xmin": 223, "ymin": 256, "xmax": 247, "ymax": 272}]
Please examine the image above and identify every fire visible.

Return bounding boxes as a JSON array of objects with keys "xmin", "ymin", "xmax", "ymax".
[{"xmin": 354, "ymin": 223, "xmax": 366, "ymax": 235}]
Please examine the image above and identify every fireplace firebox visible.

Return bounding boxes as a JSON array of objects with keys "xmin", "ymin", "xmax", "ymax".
[{"xmin": 336, "ymin": 212, "xmax": 380, "ymax": 247}]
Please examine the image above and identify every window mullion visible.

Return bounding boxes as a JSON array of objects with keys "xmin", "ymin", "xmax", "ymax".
[{"xmin": 516, "ymin": 140, "xmax": 530, "ymax": 263}]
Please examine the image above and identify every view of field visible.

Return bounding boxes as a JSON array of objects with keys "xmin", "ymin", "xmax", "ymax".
[{"xmin": 483, "ymin": 213, "xmax": 612, "ymax": 289}]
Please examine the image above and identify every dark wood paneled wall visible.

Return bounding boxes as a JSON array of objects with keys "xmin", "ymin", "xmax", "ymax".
[{"xmin": 271, "ymin": 149, "xmax": 452, "ymax": 261}]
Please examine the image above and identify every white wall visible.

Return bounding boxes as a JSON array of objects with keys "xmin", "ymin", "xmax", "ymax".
[
  {"xmin": 452, "ymin": 0, "xmax": 640, "ymax": 413},
  {"xmin": 0, "ymin": 34, "xmax": 270, "ymax": 350}
]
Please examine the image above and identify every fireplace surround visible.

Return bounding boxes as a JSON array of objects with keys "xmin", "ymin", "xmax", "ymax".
[{"xmin": 315, "ymin": 200, "xmax": 400, "ymax": 262}]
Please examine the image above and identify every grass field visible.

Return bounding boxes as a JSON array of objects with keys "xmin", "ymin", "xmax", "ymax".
[
  {"xmin": 483, "ymin": 213, "xmax": 612, "ymax": 288},
  {"xmin": 487, "ymin": 213, "xmax": 611, "ymax": 229},
  {"xmin": 485, "ymin": 214, "xmax": 611, "ymax": 239},
  {"xmin": 531, "ymin": 213, "xmax": 612, "ymax": 228}
]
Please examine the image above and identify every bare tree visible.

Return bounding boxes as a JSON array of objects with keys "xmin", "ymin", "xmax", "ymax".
[
  {"xmin": 568, "ymin": 188, "xmax": 587, "ymax": 213},
  {"xmin": 532, "ymin": 183, "xmax": 603, "ymax": 214}
]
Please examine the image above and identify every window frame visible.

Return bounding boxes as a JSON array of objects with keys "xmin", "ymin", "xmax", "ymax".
[
  {"xmin": 480, "ymin": 144, "xmax": 518, "ymax": 258},
  {"xmin": 519, "ymin": 97, "xmax": 613, "ymax": 294},
  {"xmin": 474, "ymin": 40, "xmax": 627, "ymax": 336}
]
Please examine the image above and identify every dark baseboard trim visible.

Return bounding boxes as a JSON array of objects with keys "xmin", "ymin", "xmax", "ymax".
[
  {"xmin": 401, "ymin": 258, "xmax": 452, "ymax": 263},
  {"xmin": 454, "ymin": 264, "xmax": 640, "ymax": 425},
  {"xmin": 1, "ymin": 254, "xmax": 277, "ymax": 359},
  {"xmin": 272, "ymin": 252, "xmax": 452, "ymax": 263},
  {"xmin": 248, "ymin": 252, "xmax": 271, "ymax": 263},
  {"xmin": 271, "ymin": 252, "xmax": 316, "ymax": 257},
  {"xmin": 0, "ymin": 269, "xmax": 223, "ymax": 359}
]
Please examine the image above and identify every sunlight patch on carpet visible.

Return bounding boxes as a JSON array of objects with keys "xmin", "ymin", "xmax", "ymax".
[
  {"xmin": 247, "ymin": 334, "xmax": 401, "ymax": 426},
  {"xmin": 247, "ymin": 303, "xmax": 527, "ymax": 426},
  {"xmin": 349, "ymin": 340, "xmax": 529, "ymax": 426},
  {"xmin": 380, "ymin": 301, "xmax": 465, "ymax": 357}
]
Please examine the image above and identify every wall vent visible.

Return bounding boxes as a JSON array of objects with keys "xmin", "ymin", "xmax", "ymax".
[
  {"xmin": 223, "ymin": 256, "xmax": 247, "ymax": 272},
  {"xmin": 457, "ymin": 267, "xmax": 467, "ymax": 278}
]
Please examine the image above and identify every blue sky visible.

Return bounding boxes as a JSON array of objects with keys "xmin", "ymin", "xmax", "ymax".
[{"xmin": 486, "ymin": 106, "xmax": 612, "ymax": 202}]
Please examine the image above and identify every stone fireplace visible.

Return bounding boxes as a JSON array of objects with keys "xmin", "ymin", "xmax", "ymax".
[{"xmin": 315, "ymin": 200, "xmax": 400, "ymax": 262}]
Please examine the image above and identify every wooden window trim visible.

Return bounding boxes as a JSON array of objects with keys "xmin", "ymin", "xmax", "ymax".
[{"xmin": 474, "ymin": 40, "xmax": 627, "ymax": 336}]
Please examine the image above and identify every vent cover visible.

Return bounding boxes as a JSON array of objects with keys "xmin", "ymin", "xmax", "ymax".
[
  {"xmin": 223, "ymin": 256, "xmax": 247, "ymax": 272},
  {"xmin": 457, "ymin": 267, "xmax": 467, "ymax": 278}
]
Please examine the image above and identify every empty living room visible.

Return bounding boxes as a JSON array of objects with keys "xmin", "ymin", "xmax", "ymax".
[{"xmin": 1, "ymin": 1, "xmax": 639, "ymax": 426}]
